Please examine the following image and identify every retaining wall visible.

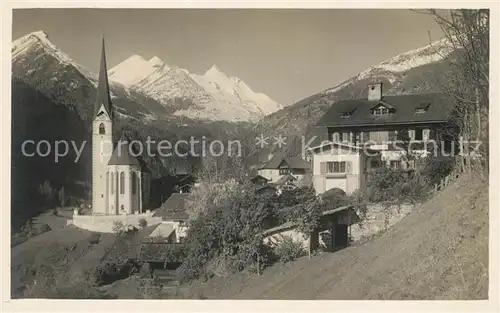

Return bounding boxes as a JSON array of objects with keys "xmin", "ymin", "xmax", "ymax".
[
  {"xmin": 68, "ymin": 212, "xmax": 163, "ymax": 233},
  {"xmin": 350, "ymin": 203, "xmax": 414, "ymax": 241}
]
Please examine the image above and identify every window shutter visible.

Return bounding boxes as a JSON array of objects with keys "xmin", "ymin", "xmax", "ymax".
[
  {"xmin": 423, "ymin": 129, "xmax": 430, "ymax": 141},
  {"xmin": 363, "ymin": 132, "xmax": 370, "ymax": 142},
  {"xmin": 408, "ymin": 130, "xmax": 415, "ymax": 141},
  {"xmin": 346, "ymin": 161, "xmax": 352, "ymax": 174},
  {"xmin": 320, "ymin": 162, "xmax": 326, "ymax": 174},
  {"xmin": 388, "ymin": 131, "xmax": 396, "ymax": 142}
]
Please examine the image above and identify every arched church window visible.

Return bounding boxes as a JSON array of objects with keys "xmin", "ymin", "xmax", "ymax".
[
  {"xmin": 99, "ymin": 123, "xmax": 105, "ymax": 134},
  {"xmin": 106, "ymin": 172, "xmax": 109, "ymax": 193},
  {"xmin": 131, "ymin": 172, "xmax": 137, "ymax": 194},
  {"xmin": 120, "ymin": 172, "xmax": 125, "ymax": 194},
  {"xmin": 111, "ymin": 172, "xmax": 114, "ymax": 194}
]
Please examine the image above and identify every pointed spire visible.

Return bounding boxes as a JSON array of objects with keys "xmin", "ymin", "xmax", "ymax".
[{"xmin": 94, "ymin": 36, "xmax": 113, "ymax": 118}]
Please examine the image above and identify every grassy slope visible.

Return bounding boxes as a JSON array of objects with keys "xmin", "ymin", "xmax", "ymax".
[
  {"xmin": 193, "ymin": 174, "xmax": 488, "ymax": 300},
  {"xmin": 10, "ymin": 225, "xmax": 115, "ymax": 298}
]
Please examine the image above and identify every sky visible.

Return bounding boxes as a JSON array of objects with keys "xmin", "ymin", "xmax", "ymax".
[{"xmin": 12, "ymin": 9, "xmax": 444, "ymax": 105}]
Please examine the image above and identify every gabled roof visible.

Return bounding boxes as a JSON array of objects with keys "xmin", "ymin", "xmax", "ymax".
[
  {"xmin": 250, "ymin": 175, "xmax": 270, "ymax": 183},
  {"xmin": 148, "ymin": 223, "xmax": 175, "ymax": 238},
  {"xmin": 94, "ymin": 37, "xmax": 113, "ymax": 119},
  {"xmin": 153, "ymin": 193, "xmax": 189, "ymax": 221},
  {"xmin": 255, "ymin": 183, "xmax": 277, "ymax": 192},
  {"xmin": 259, "ymin": 153, "xmax": 310, "ymax": 170},
  {"xmin": 275, "ymin": 174, "xmax": 297, "ymax": 185},
  {"xmin": 316, "ymin": 93, "xmax": 454, "ymax": 128},
  {"xmin": 285, "ymin": 157, "xmax": 310, "ymax": 169},
  {"xmin": 370, "ymin": 100, "xmax": 395, "ymax": 110},
  {"xmin": 108, "ymin": 133, "xmax": 141, "ymax": 166}
]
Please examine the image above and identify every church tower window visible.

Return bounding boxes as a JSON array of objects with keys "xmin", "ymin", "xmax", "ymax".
[
  {"xmin": 99, "ymin": 123, "xmax": 106, "ymax": 134},
  {"xmin": 120, "ymin": 172, "xmax": 125, "ymax": 194},
  {"xmin": 131, "ymin": 172, "xmax": 137, "ymax": 194}
]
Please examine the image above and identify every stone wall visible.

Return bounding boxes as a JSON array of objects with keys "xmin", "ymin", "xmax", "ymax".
[
  {"xmin": 68, "ymin": 212, "xmax": 162, "ymax": 233},
  {"xmin": 350, "ymin": 203, "xmax": 414, "ymax": 242}
]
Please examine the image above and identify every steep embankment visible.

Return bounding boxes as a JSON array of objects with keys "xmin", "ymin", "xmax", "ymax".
[
  {"xmin": 10, "ymin": 226, "xmax": 116, "ymax": 298},
  {"xmin": 194, "ymin": 174, "xmax": 488, "ymax": 299}
]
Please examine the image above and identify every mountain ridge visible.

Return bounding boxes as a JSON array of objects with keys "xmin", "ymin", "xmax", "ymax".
[
  {"xmin": 12, "ymin": 30, "xmax": 282, "ymax": 122},
  {"xmin": 109, "ymin": 54, "xmax": 282, "ymax": 122}
]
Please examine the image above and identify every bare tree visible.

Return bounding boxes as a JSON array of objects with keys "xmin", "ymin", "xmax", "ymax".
[{"xmin": 414, "ymin": 9, "xmax": 489, "ymax": 175}]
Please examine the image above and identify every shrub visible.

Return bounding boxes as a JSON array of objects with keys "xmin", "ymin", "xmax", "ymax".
[
  {"xmin": 112, "ymin": 220, "xmax": 125, "ymax": 234},
  {"xmin": 23, "ymin": 266, "xmax": 111, "ymax": 299},
  {"xmin": 34, "ymin": 223, "xmax": 52, "ymax": 236},
  {"xmin": 279, "ymin": 187, "xmax": 323, "ymax": 235},
  {"xmin": 20, "ymin": 221, "xmax": 51, "ymax": 237},
  {"xmin": 366, "ymin": 167, "xmax": 427, "ymax": 204},
  {"xmin": 88, "ymin": 233, "xmax": 101, "ymax": 245},
  {"xmin": 419, "ymin": 155, "xmax": 455, "ymax": 186},
  {"xmin": 273, "ymin": 235, "xmax": 306, "ymax": 263},
  {"xmin": 138, "ymin": 218, "xmax": 148, "ymax": 228},
  {"xmin": 179, "ymin": 183, "xmax": 275, "ymax": 280},
  {"xmin": 94, "ymin": 233, "xmax": 140, "ymax": 285}
]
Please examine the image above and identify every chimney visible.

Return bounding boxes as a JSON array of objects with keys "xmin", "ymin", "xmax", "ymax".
[{"xmin": 367, "ymin": 83, "xmax": 382, "ymax": 101}]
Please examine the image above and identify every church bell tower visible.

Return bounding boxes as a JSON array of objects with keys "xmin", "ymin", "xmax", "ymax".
[{"xmin": 92, "ymin": 37, "xmax": 114, "ymax": 215}]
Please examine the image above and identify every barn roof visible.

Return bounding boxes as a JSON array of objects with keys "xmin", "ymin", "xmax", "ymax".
[{"xmin": 153, "ymin": 193, "xmax": 190, "ymax": 221}]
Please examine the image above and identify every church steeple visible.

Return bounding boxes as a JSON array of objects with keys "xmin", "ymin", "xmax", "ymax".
[{"xmin": 94, "ymin": 36, "xmax": 113, "ymax": 118}]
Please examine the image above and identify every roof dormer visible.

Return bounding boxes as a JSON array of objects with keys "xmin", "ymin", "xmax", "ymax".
[
  {"xmin": 415, "ymin": 102, "xmax": 431, "ymax": 114},
  {"xmin": 370, "ymin": 101, "xmax": 395, "ymax": 117},
  {"xmin": 340, "ymin": 108, "xmax": 356, "ymax": 118}
]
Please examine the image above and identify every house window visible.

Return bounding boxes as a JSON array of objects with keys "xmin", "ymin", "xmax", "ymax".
[
  {"xmin": 354, "ymin": 132, "xmax": 360, "ymax": 144},
  {"xmin": 279, "ymin": 168, "xmax": 290, "ymax": 175},
  {"xmin": 373, "ymin": 106, "xmax": 389, "ymax": 116},
  {"xmin": 327, "ymin": 161, "xmax": 346, "ymax": 173},
  {"xmin": 414, "ymin": 129, "xmax": 423, "ymax": 141},
  {"xmin": 99, "ymin": 123, "xmax": 105, "ymax": 134},
  {"xmin": 340, "ymin": 112, "xmax": 352, "ymax": 118},
  {"xmin": 390, "ymin": 160, "xmax": 402, "ymax": 169},
  {"xmin": 131, "ymin": 172, "xmax": 137, "ymax": 194},
  {"xmin": 340, "ymin": 132, "xmax": 350, "ymax": 143},
  {"xmin": 369, "ymin": 131, "xmax": 389, "ymax": 143},
  {"xmin": 120, "ymin": 172, "xmax": 125, "ymax": 194}
]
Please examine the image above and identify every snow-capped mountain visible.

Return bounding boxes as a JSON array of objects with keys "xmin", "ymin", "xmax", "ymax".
[
  {"xmin": 259, "ymin": 37, "xmax": 455, "ymax": 142},
  {"xmin": 12, "ymin": 30, "xmax": 281, "ymax": 123},
  {"xmin": 12, "ymin": 31, "xmax": 97, "ymax": 86},
  {"xmin": 109, "ymin": 56, "xmax": 282, "ymax": 122},
  {"xmin": 12, "ymin": 31, "xmax": 169, "ymax": 121},
  {"xmin": 325, "ymin": 38, "xmax": 453, "ymax": 95}
]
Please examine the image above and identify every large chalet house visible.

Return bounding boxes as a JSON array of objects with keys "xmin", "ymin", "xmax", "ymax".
[{"xmin": 309, "ymin": 83, "xmax": 455, "ymax": 195}]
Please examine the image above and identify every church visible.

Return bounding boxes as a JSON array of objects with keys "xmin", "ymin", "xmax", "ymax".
[{"xmin": 91, "ymin": 38, "xmax": 151, "ymax": 215}]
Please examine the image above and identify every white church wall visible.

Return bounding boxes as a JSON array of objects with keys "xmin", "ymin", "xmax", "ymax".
[
  {"xmin": 106, "ymin": 165, "xmax": 141, "ymax": 215},
  {"xmin": 70, "ymin": 212, "xmax": 162, "ymax": 233},
  {"xmin": 92, "ymin": 109, "xmax": 113, "ymax": 215}
]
